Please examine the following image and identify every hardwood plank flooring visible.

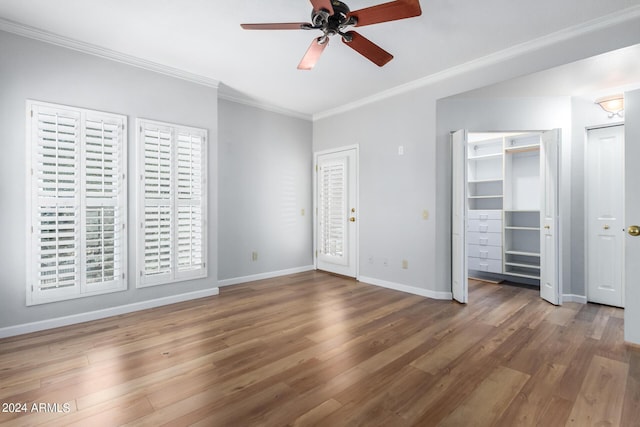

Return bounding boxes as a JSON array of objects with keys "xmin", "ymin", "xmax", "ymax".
[{"xmin": 1, "ymin": 272, "xmax": 639, "ymax": 426}]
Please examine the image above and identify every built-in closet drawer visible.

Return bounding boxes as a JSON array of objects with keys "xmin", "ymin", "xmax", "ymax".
[
  {"xmin": 468, "ymin": 219, "xmax": 502, "ymax": 233},
  {"xmin": 468, "ymin": 231, "xmax": 502, "ymax": 247},
  {"xmin": 468, "ymin": 210, "xmax": 502, "ymax": 221},
  {"xmin": 468, "ymin": 244, "xmax": 502, "ymax": 261},
  {"xmin": 468, "ymin": 257, "xmax": 502, "ymax": 273}
]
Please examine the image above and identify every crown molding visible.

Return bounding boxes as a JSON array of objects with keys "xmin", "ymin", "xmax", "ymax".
[
  {"xmin": 0, "ymin": 18, "xmax": 220, "ymax": 89},
  {"xmin": 313, "ymin": 5, "xmax": 640, "ymax": 121},
  {"xmin": 218, "ymin": 92, "xmax": 312, "ymax": 121}
]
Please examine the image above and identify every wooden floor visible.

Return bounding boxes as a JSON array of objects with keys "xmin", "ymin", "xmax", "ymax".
[{"xmin": 1, "ymin": 271, "xmax": 639, "ymax": 426}]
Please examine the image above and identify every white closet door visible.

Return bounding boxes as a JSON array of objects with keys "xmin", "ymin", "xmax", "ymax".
[
  {"xmin": 539, "ymin": 129, "xmax": 560, "ymax": 305},
  {"xmin": 316, "ymin": 147, "xmax": 357, "ymax": 277},
  {"xmin": 587, "ymin": 125, "xmax": 624, "ymax": 307},
  {"xmin": 451, "ymin": 130, "xmax": 468, "ymax": 303}
]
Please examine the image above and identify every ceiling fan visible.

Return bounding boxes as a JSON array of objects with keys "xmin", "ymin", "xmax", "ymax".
[{"xmin": 240, "ymin": 0, "xmax": 422, "ymax": 70}]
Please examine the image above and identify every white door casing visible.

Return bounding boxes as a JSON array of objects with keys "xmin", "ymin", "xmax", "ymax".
[
  {"xmin": 624, "ymin": 88, "xmax": 640, "ymax": 344},
  {"xmin": 586, "ymin": 125, "xmax": 624, "ymax": 307},
  {"xmin": 540, "ymin": 129, "xmax": 560, "ymax": 305},
  {"xmin": 315, "ymin": 147, "xmax": 358, "ymax": 277},
  {"xmin": 451, "ymin": 130, "xmax": 468, "ymax": 303}
]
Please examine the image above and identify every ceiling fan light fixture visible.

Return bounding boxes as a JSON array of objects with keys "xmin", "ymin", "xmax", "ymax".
[{"xmin": 595, "ymin": 94, "xmax": 624, "ymax": 118}]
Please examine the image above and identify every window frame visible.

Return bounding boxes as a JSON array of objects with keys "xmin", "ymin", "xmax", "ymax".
[
  {"xmin": 25, "ymin": 100, "xmax": 128, "ymax": 306},
  {"xmin": 135, "ymin": 118, "xmax": 208, "ymax": 288}
]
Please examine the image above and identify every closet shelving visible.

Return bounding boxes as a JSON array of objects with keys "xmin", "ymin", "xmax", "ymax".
[
  {"xmin": 467, "ymin": 137, "xmax": 503, "ymax": 211},
  {"xmin": 467, "ymin": 132, "xmax": 542, "ymax": 282}
]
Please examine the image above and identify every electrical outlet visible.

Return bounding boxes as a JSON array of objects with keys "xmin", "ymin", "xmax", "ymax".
[
  {"xmin": 252, "ymin": 251, "xmax": 258, "ymax": 261},
  {"xmin": 402, "ymin": 260, "xmax": 408, "ymax": 269}
]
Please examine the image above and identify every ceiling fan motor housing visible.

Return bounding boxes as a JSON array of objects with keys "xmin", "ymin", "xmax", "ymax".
[{"xmin": 312, "ymin": 0, "xmax": 356, "ymax": 40}]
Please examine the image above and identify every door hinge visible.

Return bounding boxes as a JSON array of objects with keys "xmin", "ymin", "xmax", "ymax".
[
  {"xmin": 122, "ymin": 273, "xmax": 125, "ymax": 279},
  {"xmin": 315, "ymin": 250, "xmax": 318, "ymax": 258},
  {"xmin": 122, "ymin": 223, "xmax": 126, "ymax": 230},
  {"xmin": 315, "ymin": 164, "xmax": 318, "ymax": 172},
  {"xmin": 140, "ymin": 271, "xmax": 144, "ymax": 277},
  {"xmin": 30, "ymin": 110, "xmax": 33, "ymax": 118},
  {"xmin": 31, "ymin": 285, "xmax": 34, "ymax": 292}
]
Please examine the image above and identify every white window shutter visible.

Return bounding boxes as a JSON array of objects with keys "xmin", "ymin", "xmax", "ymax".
[
  {"xmin": 27, "ymin": 101, "xmax": 127, "ymax": 305},
  {"xmin": 83, "ymin": 116, "xmax": 126, "ymax": 291},
  {"xmin": 30, "ymin": 106, "xmax": 82, "ymax": 302},
  {"xmin": 139, "ymin": 125, "xmax": 173, "ymax": 285},
  {"xmin": 137, "ymin": 120, "xmax": 207, "ymax": 287},
  {"xmin": 176, "ymin": 131, "xmax": 205, "ymax": 278}
]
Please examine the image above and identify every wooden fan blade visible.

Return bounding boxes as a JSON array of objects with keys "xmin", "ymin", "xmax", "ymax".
[
  {"xmin": 241, "ymin": 22, "xmax": 312, "ymax": 30},
  {"xmin": 298, "ymin": 38, "xmax": 328, "ymax": 70},
  {"xmin": 310, "ymin": 0, "xmax": 334, "ymax": 14},
  {"xmin": 342, "ymin": 31, "xmax": 393, "ymax": 67},
  {"xmin": 348, "ymin": 0, "xmax": 421, "ymax": 27}
]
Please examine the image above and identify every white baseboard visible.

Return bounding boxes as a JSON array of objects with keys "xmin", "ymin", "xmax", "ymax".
[
  {"xmin": 358, "ymin": 276, "xmax": 453, "ymax": 300},
  {"xmin": 0, "ymin": 287, "xmax": 219, "ymax": 339},
  {"xmin": 562, "ymin": 294, "xmax": 587, "ymax": 304},
  {"xmin": 217, "ymin": 265, "xmax": 315, "ymax": 287}
]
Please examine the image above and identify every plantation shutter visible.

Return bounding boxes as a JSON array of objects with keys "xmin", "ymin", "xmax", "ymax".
[
  {"xmin": 176, "ymin": 131, "xmax": 206, "ymax": 278},
  {"xmin": 140, "ymin": 125, "xmax": 173, "ymax": 285},
  {"xmin": 83, "ymin": 115, "xmax": 126, "ymax": 291},
  {"xmin": 318, "ymin": 157, "xmax": 347, "ymax": 263},
  {"xmin": 30, "ymin": 106, "xmax": 82, "ymax": 301},
  {"xmin": 27, "ymin": 101, "xmax": 127, "ymax": 305},
  {"xmin": 138, "ymin": 120, "xmax": 207, "ymax": 287}
]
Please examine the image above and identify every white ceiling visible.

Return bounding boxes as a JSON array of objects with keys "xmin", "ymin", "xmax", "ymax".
[{"xmin": 1, "ymin": 0, "xmax": 639, "ymax": 116}]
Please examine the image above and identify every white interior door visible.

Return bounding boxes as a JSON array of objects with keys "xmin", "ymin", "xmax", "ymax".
[
  {"xmin": 624, "ymin": 88, "xmax": 640, "ymax": 344},
  {"xmin": 451, "ymin": 130, "xmax": 468, "ymax": 303},
  {"xmin": 540, "ymin": 129, "xmax": 560, "ymax": 305},
  {"xmin": 315, "ymin": 147, "xmax": 357, "ymax": 277},
  {"xmin": 587, "ymin": 125, "xmax": 624, "ymax": 307}
]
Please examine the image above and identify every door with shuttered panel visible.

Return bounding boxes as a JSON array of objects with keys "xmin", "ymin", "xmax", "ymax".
[{"xmin": 315, "ymin": 147, "xmax": 358, "ymax": 277}]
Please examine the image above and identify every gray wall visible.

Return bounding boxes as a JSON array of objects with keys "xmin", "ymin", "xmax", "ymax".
[
  {"xmin": 0, "ymin": 31, "xmax": 219, "ymax": 329},
  {"xmin": 218, "ymin": 99, "xmax": 313, "ymax": 281}
]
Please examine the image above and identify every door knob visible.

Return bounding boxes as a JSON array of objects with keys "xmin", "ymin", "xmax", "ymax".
[
  {"xmin": 544, "ymin": 225, "xmax": 550, "ymax": 230},
  {"xmin": 349, "ymin": 217, "xmax": 356, "ymax": 222},
  {"xmin": 629, "ymin": 225, "xmax": 640, "ymax": 236},
  {"xmin": 604, "ymin": 224, "xmax": 610, "ymax": 230}
]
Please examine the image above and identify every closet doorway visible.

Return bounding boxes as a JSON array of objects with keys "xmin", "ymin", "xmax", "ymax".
[{"xmin": 451, "ymin": 129, "xmax": 560, "ymax": 305}]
